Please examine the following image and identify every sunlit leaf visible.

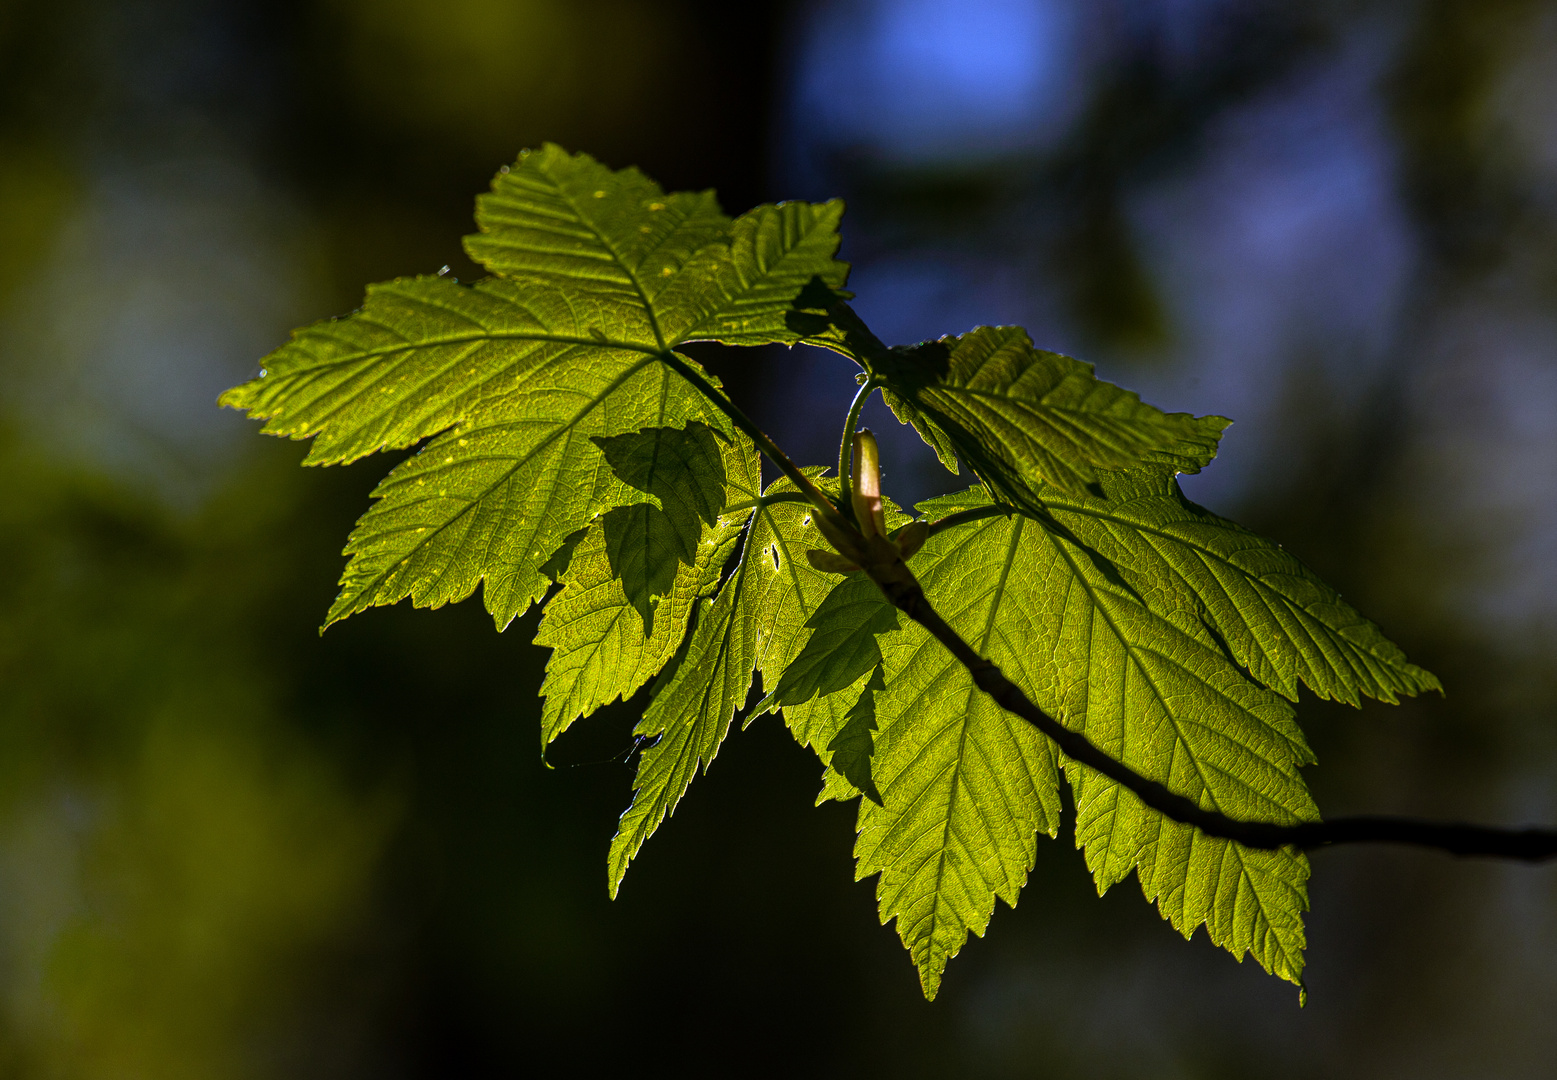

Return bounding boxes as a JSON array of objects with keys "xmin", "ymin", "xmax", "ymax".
[
  {"xmin": 594, "ymin": 421, "xmax": 728, "ymax": 548},
  {"xmin": 764, "ymin": 572, "xmax": 898, "ymax": 709},
  {"xmin": 871, "ymin": 486, "xmax": 1322, "ymax": 993},
  {"xmin": 466, "ymin": 144, "xmax": 849, "ymax": 349},
  {"xmin": 852, "ymin": 497, "xmax": 1066, "ymax": 1000},
  {"xmin": 826, "ymin": 323, "xmax": 1226, "ymax": 504},
  {"xmin": 827, "ymin": 668, "xmax": 885, "ymax": 807},
  {"xmin": 1037, "ymin": 467, "xmax": 1441, "ymax": 705},
  {"xmin": 222, "ymin": 146, "xmax": 848, "ymax": 630},
  {"xmin": 607, "ymin": 475, "xmax": 840, "ymax": 895},
  {"xmin": 534, "ymin": 437, "xmax": 759, "ymax": 747},
  {"xmin": 601, "ymin": 504, "xmax": 684, "ymax": 634}
]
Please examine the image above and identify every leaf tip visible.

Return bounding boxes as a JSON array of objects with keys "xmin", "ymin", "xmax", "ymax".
[
  {"xmin": 216, "ymin": 382, "xmax": 253, "ymax": 411},
  {"xmin": 606, "ymin": 846, "xmax": 630, "ymax": 901}
]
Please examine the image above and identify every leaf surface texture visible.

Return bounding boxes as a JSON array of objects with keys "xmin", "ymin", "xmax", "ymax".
[{"xmin": 221, "ymin": 146, "xmax": 847, "ymax": 630}]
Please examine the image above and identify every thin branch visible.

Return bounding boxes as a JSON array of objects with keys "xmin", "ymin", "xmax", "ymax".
[
  {"xmin": 680, "ymin": 324, "xmax": 1557, "ymax": 864},
  {"xmin": 850, "ymin": 530, "xmax": 1557, "ymax": 863}
]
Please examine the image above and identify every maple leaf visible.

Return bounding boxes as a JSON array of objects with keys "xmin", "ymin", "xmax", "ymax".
[
  {"xmin": 606, "ymin": 475, "xmax": 841, "ymax": 896},
  {"xmin": 813, "ymin": 322, "xmax": 1219, "ymax": 504},
  {"xmin": 220, "ymin": 145, "xmax": 846, "ymax": 630},
  {"xmin": 533, "ymin": 430, "xmax": 759, "ymax": 748},
  {"xmin": 848, "ymin": 468, "xmax": 1436, "ymax": 997}
]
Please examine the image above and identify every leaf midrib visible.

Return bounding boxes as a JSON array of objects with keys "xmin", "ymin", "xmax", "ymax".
[
  {"xmin": 534, "ymin": 157, "xmax": 675, "ymax": 352},
  {"xmin": 918, "ymin": 516, "xmax": 1023, "ymax": 973},
  {"xmin": 1043, "ymin": 497, "xmax": 1415, "ymax": 688}
]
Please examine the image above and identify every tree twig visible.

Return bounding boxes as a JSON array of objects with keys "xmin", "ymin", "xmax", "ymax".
[
  {"xmin": 689, "ymin": 331, "xmax": 1557, "ymax": 864},
  {"xmin": 849, "ymin": 528, "xmax": 1557, "ymax": 863}
]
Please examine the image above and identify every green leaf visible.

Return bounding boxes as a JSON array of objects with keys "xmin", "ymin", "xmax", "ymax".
[
  {"xmin": 745, "ymin": 572, "xmax": 897, "ymax": 806},
  {"xmin": 875, "ymin": 486, "xmax": 1321, "ymax": 996},
  {"xmin": 601, "ymin": 504, "xmax": 683, "ymax": 635},
  {"xmin": 533, "ymin": 438, "xmax": 759, "ymax": 748},
  {"xmin": 871, "ymin": 325, "xmax": 1225, "ymax": 504},
  {"xmin": 538, "ymin": 525, "xmax": 589, "ymax": 583},
  {"xmin": 465, "ymin": 144, "xmax": 850, "ymax": 350},
  {"xmin": 668, "ymin": 201, "xmax": 853, "ymax": 347},
  {"xmin": 593, "ymin": 421, "xmax": 728, "ymax": 547},
  {"xmin": 221, "ymin": 147, "xmax": 849, "ymax": 631},
  {"xmin": 606, "ymin": 476, "xmax": 841, "ymax": 895},
  {"xmin": 765, "ymin": 572, "xmax": 899, "ymax": 708},
  {"xmin": 220, "ymin": 274, "xmax": 662, "ymax": 468},
  {"xmin": 827, "ymin": 668, "xmax": 885, "ymax": 806},
  {"xmin": 465, "ymin": 145, "xmax": 732, "ymax": 323},
  {"xmin": 1037, "ymin": 468, "xmax": 1442, "ymax": 706},
  {"xmin": 851, "ymin": 506, "xmax": 1066, "ymax": 1000},
  {"xmin": 593, "ymin": 421, "xmax": 729, "ymax": 622},
  {"xmin": 857, "ymin": 471, "xmax": 1441, "ymax": 997},
  {"xmin": 766, "ymin": 668, "xmax": 878, "ymax": 804}
]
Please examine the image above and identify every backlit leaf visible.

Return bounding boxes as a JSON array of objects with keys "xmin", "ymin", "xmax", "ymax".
[
  {"xmin": 222, "ymin": 146, "xmax": 848, "ymax": 631},
  {"xmin": 534, "ymin": 436, "xmax": 759, "ymax": 747},
  {"xmin": 852, "ymin": 500, "xmax": 1066, "ymax": 1000},
  {"xmin": 765, "ymin": 572, "xmax": 899, "ymax": 709},
  {"xmin": 877, "ymin": 487, "xmax": 1321, "ymax": 991},
  {"xmin": 829, "ymin": 324, "xmax": 1225, "ymax": 504},
  {"xmin": 606, "ymin": 475, "xmax": 841, "ymax": 895},
  {"xmin": 827, "ymin": 668, "xmax": 885, "ymax": 807},
  {"xmin": 1037, "ymin": 467, "xmax": 1441, "ymax": 706},
  {"xmin": 466, "ymin": 144, "xmax": 849, "ymax": 350},
  {"xmin": 593, "ymin": 421, "xmax": 728, "ymax": 547}
]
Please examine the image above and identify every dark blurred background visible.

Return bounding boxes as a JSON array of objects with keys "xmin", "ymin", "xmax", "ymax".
[{"xmin": 1, "ymin": 0, "xmax": 1555, "ymax": 1076}]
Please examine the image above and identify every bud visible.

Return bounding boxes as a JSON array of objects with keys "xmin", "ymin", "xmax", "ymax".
[{"xmin": 851, "ymin": 429, "xmax": 887, "ymax": 540}]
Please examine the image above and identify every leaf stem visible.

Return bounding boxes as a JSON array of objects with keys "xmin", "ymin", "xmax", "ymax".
[{"xmin": 838, "ymin": 378, "xmax": 878, "ymax": 500}]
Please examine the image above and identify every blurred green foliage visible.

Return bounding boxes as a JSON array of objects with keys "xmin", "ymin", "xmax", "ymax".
[
  {"xmin": 325, "ymin": 0, "xmax": 677, "ymax": 152},
  {"xmin": 0, "ymin": 437, "xmax": 393, "ymax": 1077}
]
